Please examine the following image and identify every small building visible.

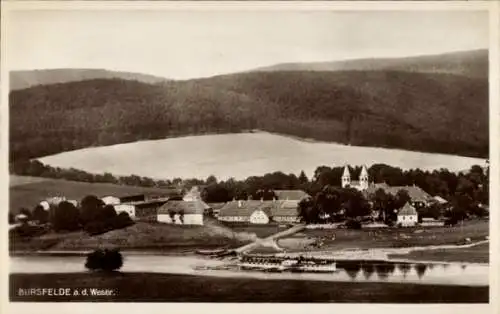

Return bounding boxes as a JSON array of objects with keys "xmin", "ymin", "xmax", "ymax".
[
  {"xmin": 421, "ymin": 217, "xmax": 445, "ymax": 227},
  {"xmin": 272, "ymin": 200, "xmax": 300, "ymax": 223},
  {"xmin": 114, "ymin": 203, "xmax": 136, "ymax": 218},
  {"xmin": 101, "ymin": 196, "xmax": 121, "ymax": 206},
  {"xmin": 397, "ymin": 202, "xmax": 418, "ymax": 227},
  {"xmin": 119, "ymin": 194, "xmax": 146, "ymax": 204},
  {"xmin": 218, "ymin": 200, "xmax": 255, "ymax": 223},
  {"xmin": 218, "ymin": 199, "xmax": 300, "ymax": 224},
  {"xmin": 157, "ymin": 200, "xmax": 207, "ymax": 225},
  {"xmin": 133, "ymin": 198, "xmax": 170, "ymax": 221}
]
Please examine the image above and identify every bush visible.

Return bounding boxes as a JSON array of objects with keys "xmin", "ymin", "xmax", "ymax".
[
  {"xmin": 85, "ymin": 248, "xmax": 123, "ymax": 271},
  {"xmin": 112, "ymin": 212, "xmax": 134, "ymax": 229},
  {"xmin": 9, "ymin": 224, "xmax": 47, "ymax": 238}
]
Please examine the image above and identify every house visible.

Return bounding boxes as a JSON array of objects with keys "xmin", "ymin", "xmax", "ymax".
[
  {"xmin": 421, "ymin": 217, "xmax": 445, "ymax": 227},
  {"xmin": 397, "ymin": 202, "xmax": 418, "ymax": 227},
  {"xmin": 217, "ymin": 200, "xmax": 259, "ymax": 223},
  {"xmin": 218, "ymin": 199, "xmax": 301, "ymax": 224},
  {"xmin": 133, "ymin": 198, "xmax": 170, "ymax": 221},
  {"xmin": 101, "ymin": 196, "xmax": 121, "ymax": 205},
  {"xmin": 273, "ymin": 190, "xmax": 310, "ymax": 201},
  {"xmin": 364, "ymin": 184, "xmax": 433, "ymax": 208},
  {"xmin": 272, "ymin": 200, "xmax": 300, "ymax": 223},
  {"xmin": 113, "ymin": 203, "xmax": 136, "ymax": 218},
  {"xmin": 119, "ymin": 194, "xmax": 146, "ymax": 203},
  {"xmin": 157, "ymin": 200, "xmax": 207, "ymax": 225}
]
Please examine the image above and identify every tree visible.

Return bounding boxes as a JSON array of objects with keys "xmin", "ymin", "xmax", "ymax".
[
  {"xmin": 169, "ymin": 210, "xmax": 176, "ymax": 223},
  {"xmin": 32, "ymin": 205, "xmax": 49, "ymax": 224},
  {"xmin": 101, "ymin": 205, "xmax": 118, "ymax": 220},
  {"xmin": 341, "ymin": 188, "xmax": 371, "ymax": 219},
  {"xmin": 298, "ymin": 198, "xmax": 319, "ymax": 223},
  {"xmin": 85, "ymin": 248, "xmax": 123, "ymax": 272},
  {"xmin": 206, "ymin": 175, "xmax": 218, "ymax": 185},
  {"xmin": 179, "ymin": 210, "xmax": 185, "ymax": 224},
  {"xmin": 80, "ymin": 195, "xmax": 105, "ymax": 224},
  {"xmin": 51, "ymin": 201, "xmax": 81, "ymax": 231},
  {"xmin": 298, "ymin": 170, "xmax": 309, "ymax": 184},
  {"xmin": 370, "ymin": 189, "xmax": 397, "ymax": 222}
]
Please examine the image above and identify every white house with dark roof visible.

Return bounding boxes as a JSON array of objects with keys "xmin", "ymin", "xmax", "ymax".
[
  {"xmin": 157, "ymin": 199, "xmax": 207, "ymax": 225},
  {"xmin": 397, "ymin": 202, "xmax": 418, "ymax": 227},
  {"xmin": 218, "ymin": 199, "xmax": 300, "ymax": 224}
]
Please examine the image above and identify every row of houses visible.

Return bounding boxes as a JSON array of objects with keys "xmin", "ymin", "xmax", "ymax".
[{"xmin": 32, "ymin": 175, "xmax": 448, "ymax": 227}]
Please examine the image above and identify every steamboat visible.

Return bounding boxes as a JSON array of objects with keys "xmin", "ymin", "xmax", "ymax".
[{"xmin": 237, "ymin": 254, "xmax": 337, "ymax": 273}]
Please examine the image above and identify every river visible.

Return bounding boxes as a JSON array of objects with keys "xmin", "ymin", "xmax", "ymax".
[{"xmin": 9, "ymin": 254, "xmax": 489, "ymax": 286}]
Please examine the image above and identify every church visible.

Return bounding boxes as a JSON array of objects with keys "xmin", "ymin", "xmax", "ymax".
[{"xmin": 341, "ymin": 165, "xmax": 370, "ymax": 191}]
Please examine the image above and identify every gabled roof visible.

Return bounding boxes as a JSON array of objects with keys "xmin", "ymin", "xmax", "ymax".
[
  {"xmin": 363, "ymin": 184, "xmax": 432, "ymax": 203},
  {"xmin": 207, "ymin": 202, "xmax": 227, "ymax": 210},
  {"xmin": 273, "ymin": 190, "xmax": 310, "ymax": 201},
  {"xmin": 218, "ymin": 199, "xmax": 301, "ymax": 218},
  {"xmin": 218, "ymin": 200, "xmax": 264, "ymax": 217},
  {"xmin": 398, "ymin": 202, "xmax": 417, "ymax": 216},
  {"xmin": 158, "ymin": 200, "xmax": 208, "ymax": 215},
  {"xmin": 272, "ymin": 200, "xmax": 300, "ymax": 217}
]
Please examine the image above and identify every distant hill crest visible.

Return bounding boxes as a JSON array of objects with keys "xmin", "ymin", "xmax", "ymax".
[{"xmin": 10, "ymin": 68, "xmax": 170, "ymax": 91}]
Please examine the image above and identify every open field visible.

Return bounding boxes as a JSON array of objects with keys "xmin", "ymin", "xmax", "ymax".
[
  {"xmin": 38, "ymin": 132, "xmax": 485, "ymax": 181},
  {"xmin": 389, "ymin": 242, "xmax": 490, "ymax": 263},
  {"xmin": 9, "ymin": 175, "xmax": 179, "ymax": 213},
  {"xmin": 279, "ymin": 220, "xmax": 489, "ymax": 252},
  {"xmin": 10, "ymin": 221, "xmax": 251, "ymax": 253},
  {"xmin": 10, "ymin": 272, "xmax": 488, "ymax": 303}
]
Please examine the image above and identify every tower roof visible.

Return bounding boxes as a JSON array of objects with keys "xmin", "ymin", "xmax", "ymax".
[
  {"xmin": 360, "ymin": 165, "xmax": 368, "ymax": 177},
  {"xmin": 342, "ymin": 165, "xmax": 350, "ymax": 177}
]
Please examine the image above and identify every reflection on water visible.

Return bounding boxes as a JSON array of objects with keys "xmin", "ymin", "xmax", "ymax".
[
  {"xmin": 10, "ymin": 255, "xmax": 489, "ymax": 286},
  {"xmin": 415, "ymin": 264, "xmax": 427, "ymax": 279}
]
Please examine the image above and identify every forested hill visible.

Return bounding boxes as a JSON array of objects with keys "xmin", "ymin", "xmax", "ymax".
[
  {"xmin": 10, "ymin": 68, "xmax": 488, "ymax": 161},
  {"xmin": 9, "ymin": 69, "xmax": 170, "ymax": 91},
  {"xmin": 253, "ymin": 49, "xmax": 488, "ymax": 79}
]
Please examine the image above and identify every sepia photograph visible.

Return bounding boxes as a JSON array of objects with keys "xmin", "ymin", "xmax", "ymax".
[{"xmin": 2, "ymin": 1, "xmax": 495, "ymax": 308}]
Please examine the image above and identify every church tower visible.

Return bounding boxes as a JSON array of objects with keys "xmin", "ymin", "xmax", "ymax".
[
  {"xmin": 359, "ymin": 165, "xmax": 369, "ymax": 190},
  {"xmin": 341, "ymin": 165, "xmax": 351, "ymax": 188}
]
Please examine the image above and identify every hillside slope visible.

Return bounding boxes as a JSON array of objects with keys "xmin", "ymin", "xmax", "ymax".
[
  {"xmin": 10, "ymin": 69, "xmax": 488, "ymax": 161},
  {"xmin": 253, "ymin": 49, "xmax": 488, "ymax": 79},
  {"xmin": 9, "ymin": 175, "xmax": 180, "ymax": 213},
  {"xmin": 10, "ymin": 69, "xmax": 170, "ymax": 91}
]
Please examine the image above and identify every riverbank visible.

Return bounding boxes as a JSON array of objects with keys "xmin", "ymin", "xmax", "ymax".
[
  {"xmin": 9, "ymin": 221, "xmax": 253, "ymax": 253},
  {"xmin": 388, "ymin": 242, "xmax": 489, "ymax": 264},
  {"xmin": 10, "ymin": 272, "xmax": 488, "ymax": 303}
]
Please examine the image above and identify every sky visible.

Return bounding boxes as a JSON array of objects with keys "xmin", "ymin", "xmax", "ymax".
[{"xmin": 7, "ymin": 9, "xmax": 489, "ymax": 80}]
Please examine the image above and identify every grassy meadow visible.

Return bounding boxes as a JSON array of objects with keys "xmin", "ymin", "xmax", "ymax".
[
  {"xmin": 38, "ymin": 132, "xmax": 486, "ymax": 181},
  {"xmin": 278, "ymin": 220, "xmax": 489, "ymax": 252},
  {"xmin": 9, "ymin": 175, "xmax": 179, "ymax": 214}
]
